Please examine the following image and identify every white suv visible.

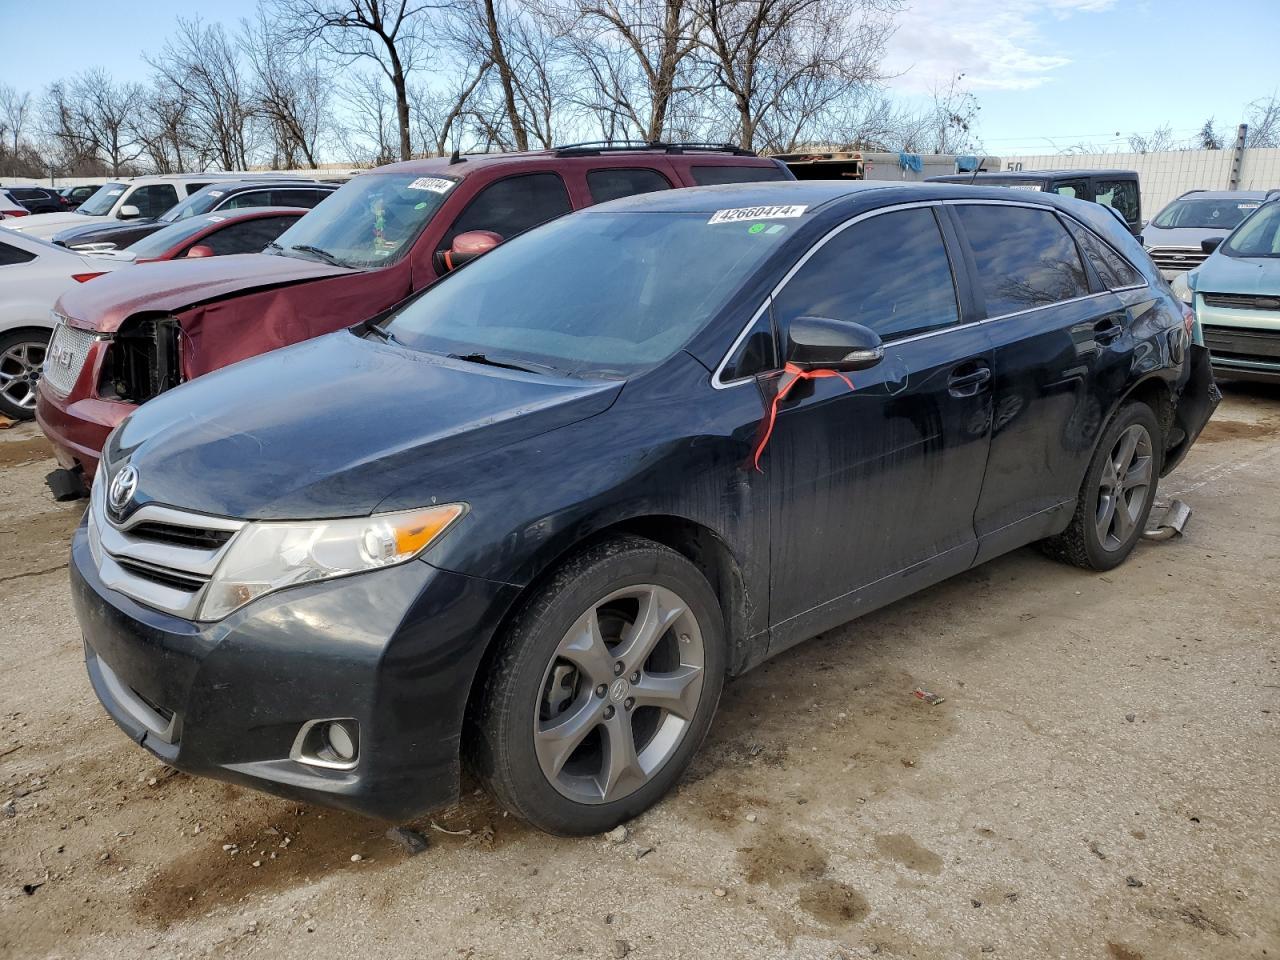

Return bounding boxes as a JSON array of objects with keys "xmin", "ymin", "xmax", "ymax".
[{"xmin": 1, "ymin": 174, "xmax": 253, "ymax": 240}]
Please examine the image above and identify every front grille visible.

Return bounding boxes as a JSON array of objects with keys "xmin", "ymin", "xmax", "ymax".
[
  {"xmin": 1202, "ymin": 324, "xmax": 1280, "ymax": 363},
  {"xmin": 42, "ymin": 319, "xmax": 100, "ymax": 395},
  {"xmin": 1202, "ymin": 292, "xmax": 1280, "ymax": 311},
  {"xmin": 87, "ymin": 469, "xmax": 245, "ymax": 619},
  {"xmin": 1148, "ymin": 247, "xmax": 1208, "ymax": 274}
]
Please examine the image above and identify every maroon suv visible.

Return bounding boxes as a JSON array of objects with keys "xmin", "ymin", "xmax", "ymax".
[{"xmin": 37, "ymin": 144, "xmax": 791, "ymax": 491}]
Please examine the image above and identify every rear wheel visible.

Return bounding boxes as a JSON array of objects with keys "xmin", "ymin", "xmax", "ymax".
[
  {"xmin": 0, "ymin": 329, "xmax": 50, "ymax": 420},
  {"xmin": 473, "ymin": 536, "xmax": 725, "ymax": 836},
  {"xmin": 1042, "ymin": 401, "xmax": 1161, "ymax": 571}
]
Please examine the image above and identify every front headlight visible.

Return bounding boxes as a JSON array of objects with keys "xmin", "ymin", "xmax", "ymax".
[
  {"xmin": 198, "ymin": 503, "xmax": 466, "ymax": 620},
  {"xmin": 1170, "ymin": 271, "xmax": 1193, "ymax": 305}
]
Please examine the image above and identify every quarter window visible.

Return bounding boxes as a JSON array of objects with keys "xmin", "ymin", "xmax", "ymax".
[
  {"xmin": 1064, "ymin": 220, "xmax": 1143, "ymax": 290},
  {"xmin": 690, "ymin": 164, "xmax": 789, "ymax": 186},
  {"xmin": 586, "ymin": 168, "xmax": 672, "ymax": 205},
  {"xmin": 1095, "ymin": 180, "xmax": 1139, "ymax": 224},
  {"xmin": 772, "ymin": 207, "xmax": 960, "ymax": 342},
  {"xmin": 0, "ymin": 241, "xmax": 36, "ymax": 266},
  {"xmin": 956, "ymin": 205, "xmax": 1091, "ymax": 316},
  {"xmin": 442, "ymin": 173, "xmax": 571, "ymax": 248}
]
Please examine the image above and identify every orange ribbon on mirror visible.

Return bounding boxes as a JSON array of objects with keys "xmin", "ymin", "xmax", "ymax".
[{"xmin": 752, "ymin": 362, "xmax": 855, "ymax": 472}]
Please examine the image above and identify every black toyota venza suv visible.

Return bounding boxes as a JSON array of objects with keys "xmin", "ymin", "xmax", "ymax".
[{"xmin": 72, "ymin": 181, "xmax": 1217, "ymax": 835}]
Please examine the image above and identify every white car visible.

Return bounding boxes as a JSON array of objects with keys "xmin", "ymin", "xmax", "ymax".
[
  {"xmin": 0, "ymin": 230, "xmax": 122, "ymax": 419},
  {"xmin": 1, "ymin": 174, "xmax": 251, "ymax": 241},
  {"xmin": 0, "ymin": 190, "xmax": 29, "ymax": 221}
]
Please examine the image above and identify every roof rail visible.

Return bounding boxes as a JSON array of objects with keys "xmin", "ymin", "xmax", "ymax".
[
  {"xmin": 553, "ymin": 140, "xmax": 756, "ymax": 158},
  {"xmin": 1265, "ymin": 188, "xmax": 1280, "ymax": 202},
  {"xmin": 1176, "ymin": 189, "xmax": 1206, "ymax": 198}
]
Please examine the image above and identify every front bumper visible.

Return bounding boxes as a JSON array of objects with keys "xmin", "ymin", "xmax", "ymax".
[
  {"xmin": 1197, "ymin": 301, "xmax": 1280, "ymax": 384},
  {"xmin": 36, "ymin": 377, "xmax": 133, "ymax": 481},
  {"xmin": 72, "ymin": 523, "xmax": 519, "ymax": 820}
]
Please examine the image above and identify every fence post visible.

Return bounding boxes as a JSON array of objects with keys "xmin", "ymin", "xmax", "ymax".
[{"xmin": 1228, "ymin": 124, "xmax": 1248, "ymax": 190}]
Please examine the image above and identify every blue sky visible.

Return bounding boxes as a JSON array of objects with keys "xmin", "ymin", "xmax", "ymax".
[{"xmin": 1, "ymin": 0, "xmax": 1276, "ymax": 157}]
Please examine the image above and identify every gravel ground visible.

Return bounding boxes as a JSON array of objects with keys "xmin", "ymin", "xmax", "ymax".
[{"xmin": 1, "ymin": 386, "xmax": 1278, "ymax": 960}]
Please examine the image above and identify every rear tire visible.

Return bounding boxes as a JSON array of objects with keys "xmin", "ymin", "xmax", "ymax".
[
  {"xmin": 1041, "ymin": 401, "xmax": 1162, "ymax": 571},
  {"xmin": 0, "ymin": 328, "xmax": 50, "ymax": 421},
  {"xmin": 472, "ymin": 536, "xmax": 726, "ymax": 836}
]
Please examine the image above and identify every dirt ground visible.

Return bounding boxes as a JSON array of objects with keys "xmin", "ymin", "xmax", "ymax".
[{"xmin": 1, "ymin": 386, "xmax": 1278, "ymax": 960}]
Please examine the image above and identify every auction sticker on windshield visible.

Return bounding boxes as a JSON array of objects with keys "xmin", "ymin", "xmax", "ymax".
[
  {"xmin": 408, "ymin": 177, "xmax": 456, "ymax": 194},
  {"xmin": 708, "ymin": 205, "xmax": 807, "ymax": 225}
]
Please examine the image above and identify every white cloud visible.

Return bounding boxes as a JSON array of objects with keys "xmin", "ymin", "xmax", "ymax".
[{"xmin": 882, "ymin": 0, "xmax": 1117, "ymax": 94}]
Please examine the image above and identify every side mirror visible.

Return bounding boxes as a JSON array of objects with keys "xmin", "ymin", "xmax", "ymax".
[
  {"xmin": 185, "ymin": 244, "xmax": 215, "ymax": 259},
  {"xmin": 786, "ymin": 316, "xmax": 883, "ymax": 372},
  {"xmin": 434, "ymin": 230, "xmax": 502, "ymax": 273},
  {"xmin": 1200, "ymin": 236, "xmax": 1224, "ymax": 254},
  {"xmin": 118, "ymin": 204, "xmax": 141, "ymax": 220}
]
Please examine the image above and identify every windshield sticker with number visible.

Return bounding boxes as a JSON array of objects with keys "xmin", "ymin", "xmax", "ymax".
[
  {"xmin": 407, "ymin": 177, "xmax": 456, "ymax": 194},
  {"xmin": 708, "ymin": 204, "xmax": 807, "ymax": 225}
]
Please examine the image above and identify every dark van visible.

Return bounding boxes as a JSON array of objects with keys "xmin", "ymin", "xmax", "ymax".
[{"xmin": 929, "ymin": 169, "xmax": 1142, "ymax": 235}]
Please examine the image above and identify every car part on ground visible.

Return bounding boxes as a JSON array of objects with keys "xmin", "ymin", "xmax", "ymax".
[
  {"xmin": 70, "ymin": 179, "xmax": 1216, "ymax": 833},
  {"xmin": 1142, "ymin": 499, "xmax": 1192, "ymax": 541}
]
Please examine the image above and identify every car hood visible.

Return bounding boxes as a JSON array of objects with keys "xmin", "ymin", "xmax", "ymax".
[
  {"xmin": 1141, "ymin": 224, "xmax": 1229, "ymax": 248},
  {"xmin": 1193, "ymin": 253, "xmax": 1280, "ymax": 296},
  {"xmin": 56, "ymin": 253, "xmax": 353, "ymax": 332},
  {"xmin": 53, "ymin": 218, "xmax": 159, "ymax": 245},
  {"xmin": 108, "ymin": 331, "xmax": 623, "ymax": 520},
  {"xmin": 3, "ymin": 211, "xmax": 110, "ymax": 236}
]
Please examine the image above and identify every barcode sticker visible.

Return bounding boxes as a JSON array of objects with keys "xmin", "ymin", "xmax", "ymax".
[{"xmin": 708, "ymin": 204, "xmax": 807, "ymax": 225}]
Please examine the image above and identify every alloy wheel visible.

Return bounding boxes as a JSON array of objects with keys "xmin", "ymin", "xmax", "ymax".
[
  {"xmin": 534, "ymin": 584, "xmax": 705, "ymax": 805},
  {"xmin": 1095, "ymin": 422, "xmax": 1153, "ymax": 551},
  {"xmin": 0, "ymin": 339, "xmax": 45, "ymax": 412}
]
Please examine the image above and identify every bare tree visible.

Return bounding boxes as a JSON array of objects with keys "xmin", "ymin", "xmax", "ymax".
[
  {"xmin": 0, "ymin": 85, "xmax": 32, "ymax": 164},
  {"xmin": 699, "ymin": 0, "xmax": 896, "ymax": 151},
  {"xmin": 44, "ymin": 70, "xmax": 146, "ymax": 175},
  {"xmin": 147, "ymin": 18, "xmax": 257, "ymax": 171},
  {"xmin": 242, "ymin": 13, "xmax": 332, "ymax": 167},
  {"xmin": 556, "ymin": 0, "xmax": 705, "ymax": 142},
  {"xmin": 1244, "ymin": 94, "xmax": 1280, "ymax": 148},
  {"xmin": 129, "ymin": 88, "xmax": 197, "ymax": 173},
  {"xmin": 1127, "ymin": 124, "xmax": 1176, "ymax": 154},
  {"xmin": 273, "ymin": 0, "xmax": 442, "ymax": 160},
  {"xmin": 338, "ymin": 70, "xmax": 402, "ymax": 164}
]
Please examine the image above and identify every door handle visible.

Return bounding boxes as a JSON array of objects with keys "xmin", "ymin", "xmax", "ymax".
[
  {"xmin": 948, "ymin": 364, "xmax": 991, "ymax": 397},
  {"xmin": 1094, "ymin": 316, "xmax": 1124, "ymax": 344}
]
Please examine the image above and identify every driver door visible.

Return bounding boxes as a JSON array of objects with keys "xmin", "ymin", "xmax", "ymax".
[{"xmin": 757, "ymin": 205, "xmax": 994, "ymax": 652}]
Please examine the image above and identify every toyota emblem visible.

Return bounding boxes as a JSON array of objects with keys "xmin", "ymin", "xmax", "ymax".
[{"xmin": 108, "ymin": 465, "xmax": 138, "ymax": 513}]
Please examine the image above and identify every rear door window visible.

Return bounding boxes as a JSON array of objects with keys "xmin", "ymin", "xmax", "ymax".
[
  {"xmin": 1064, "ymin": 219, "xmax": 1143, "ymax": 290},
  {"xmin": 691, "ymin": 164, "xmax": 788, "ymax": 186},
  {"xmin": 773, "ymin": 207, "xmax": 960, "ymax": 342},
  {"xmin": 127, "ymin": 184, "xmax": 179, "ymax": 218},
  {"xmin": 269, "ymin": 188, "xmax": 332, "ymax": 209},
  {"xmin": 1095, "ymin": 180, "xmax": 1139, "ymax": 224},
  {"xmin": 956, "ymin": 204, "xmax": 1091, "ymax": 316},
  {"xmin": 219, "ymin": 189, "xmax": 276, "ymax": 210},
  {"xmin": 442, "ymin": 173, "xmax": 571, "ymax": 248},
  {"xmin": 586, "ymin": 168, "xmax": 672, "ymax": 205},
  {"xmin": 184, "ymin": 182, "xmax": 214, "ymax": 195},
  {"xmin": 1052, "ymin": 180, "xmax": 1089, "ymax": 200}
]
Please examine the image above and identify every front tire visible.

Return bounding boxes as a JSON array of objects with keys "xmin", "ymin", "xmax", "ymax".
[
  {"xmin": 0, "ymin": 328, "xmax": 50, "ymax": 420},
  {"xmin": 473, "ymin": 536, "xmax": 726, "ymax": 836},
  {"xmin": 1042, "ymin": 401, "xmax": 1162, "ymax": 571}
]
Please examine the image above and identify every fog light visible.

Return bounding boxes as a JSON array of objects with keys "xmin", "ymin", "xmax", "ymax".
[
  {"xmin": 291, "ymin": 718, "xmax": 360, "ymax": 770},
  {"xmin": 323, "ymin": 721, "xmax": 356, "ymax": 762}
]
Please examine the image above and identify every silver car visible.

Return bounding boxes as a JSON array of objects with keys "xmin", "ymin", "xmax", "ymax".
[{"xmin": 1142, "ymin": 190, "xmax": 1272, "ymax": 279}]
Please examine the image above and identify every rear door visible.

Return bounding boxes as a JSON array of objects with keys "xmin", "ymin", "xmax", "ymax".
[
  {"xmin": 949, "ymin": 200, "xmax": 1137, "ymax": 561},
  {"xmin": 752, "ymin": 203, "xmax": 993, "ymax": 645}
]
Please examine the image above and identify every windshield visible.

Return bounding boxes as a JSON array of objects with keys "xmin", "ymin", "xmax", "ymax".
[
  {"xmin": 126, "ymin": 214, "xmax": 222, "ymax": 259},
  {"xmin": 78, "ymin": 183, "xmax": 128, "ymax": 216},
  {"xmin": 158, "ymin": 186, "xmax": 230, "ymax": 224},
  {"xmin": 269, "ymin": 172, "xmax": 456, "ymax": 268},
  {"xmin": 384, "ymin": 208, "xmax": 794, "ymax": 377},
  {"xmin": 1223, "ymin": 201, "xmax": 1280, "ymax": 258},
  {"xmin": 1152, "ymin": 197, "xmax": 1261, "ymax": 230}
]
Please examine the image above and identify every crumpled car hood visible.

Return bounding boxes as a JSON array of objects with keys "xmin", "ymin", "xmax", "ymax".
[
  {"xmin": 56, "ymin": 253, "xmax": 352, "ymax": 333},
  {"xmin": 108, "ymin": 331, "xmax": 623, "ymax": 520}
]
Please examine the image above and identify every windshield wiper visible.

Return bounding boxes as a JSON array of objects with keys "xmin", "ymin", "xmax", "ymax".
[
  {"xmin": 289, "ymin": 243, "xmax": 344, "ymax": 267},
  {"xmin": 448, "ymin": 352, "xmax": 560, "ymax": 376},
  {"xmin": 364, "ymin": 322, "xmax": 403, "ymax": 345}
]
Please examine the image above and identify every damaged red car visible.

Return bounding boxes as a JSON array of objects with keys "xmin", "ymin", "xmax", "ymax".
[{"xmin": 35, "ymin": 144, "xmax": 792, "ymax": 494}]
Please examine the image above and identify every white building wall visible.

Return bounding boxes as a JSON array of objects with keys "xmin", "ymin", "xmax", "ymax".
[{"xmin": 1001, "ymin": 149, "xmax": 1280, "ymax": 219}]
